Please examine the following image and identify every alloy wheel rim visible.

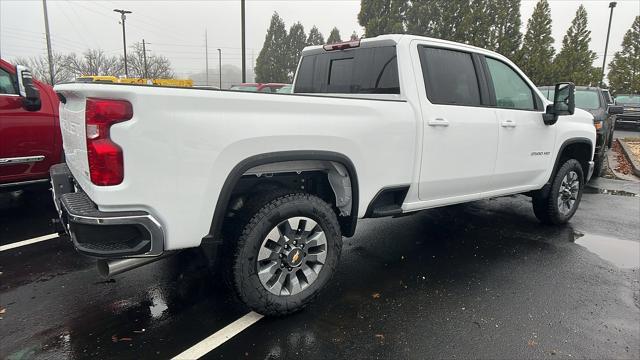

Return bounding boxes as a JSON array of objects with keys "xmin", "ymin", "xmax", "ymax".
[
  {"xmin": 557, "ymin": 170, "xmax": 580, "ymax": 215},
  {"xmin": 256, "ymin": 216, "xmax": 327, "ymax": 296}
]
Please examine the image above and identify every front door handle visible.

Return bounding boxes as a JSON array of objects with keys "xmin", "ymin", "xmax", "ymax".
[
  {"xmin": 501, "ymin": 119, "xmax": 517, "ymax": 128},
  {"xmin": 428, "ymin": 118, "xmax": 450, "ymax": 127}
]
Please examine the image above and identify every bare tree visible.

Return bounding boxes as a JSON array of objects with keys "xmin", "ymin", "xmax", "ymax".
[
  {"xmin": 63, "ymin": 49, "xmax": 123, "ymax": 77},
  {"xmin": 126, "ymin": 43, "xmax": 174, "ymax": 78},
  {"xmin": 12, "ymin": 53, "xmax": 75, "ymax": 84}
]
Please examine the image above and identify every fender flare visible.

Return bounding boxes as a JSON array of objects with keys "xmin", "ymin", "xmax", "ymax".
[
  {"xmin": 538, "ymin": 137, "xmax": 593, "ymax": 198},
  {"xmin": 203, "ymin": 150, "xmax": 360, "ymax": 243},
  {"xmin": 552, "ymin": 137, "xmax": 593, "ymax": 174}
]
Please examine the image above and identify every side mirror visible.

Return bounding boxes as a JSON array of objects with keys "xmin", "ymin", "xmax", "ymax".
[
  {"xmin": 607, "ymin": 105, "xmax": 624, "ymax": 115},
  {"xmin": 543, "ymin": 82, "xmax": 575, "ymax": 125},
  {"xmin": 16, "ymin": 65, "xmax": 41, "ymax": 112}
]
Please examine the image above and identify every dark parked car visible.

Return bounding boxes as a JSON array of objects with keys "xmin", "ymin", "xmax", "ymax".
[
  {"xmin": 539, "ymin": 86, "xmax": 624, "ymax": 176},
  {"xmin": 614, "ymin": 94, "xmax": 640, "ymax": 129}
]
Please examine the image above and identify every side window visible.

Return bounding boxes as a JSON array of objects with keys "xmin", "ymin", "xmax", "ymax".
[
  {"xmin": 486, "ymin": 57, "xmax": 535, "ymax": 110},
  {"xmin": 0, "ymin": 68, "xmax": 18, "ymax": 95},
  {"xmin": 603, "ymin": 91, "xmax": 614, "ymax": 105},
  {"xmin": 419, "ymin": 47, "xmax": 481, "ymax": 106}
]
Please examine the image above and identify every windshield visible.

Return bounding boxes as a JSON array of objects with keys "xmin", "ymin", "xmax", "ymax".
[
  {"xmin": 538, "ymin": 87, "xmax": 554, "ymax": 101},
  {"xmin": 616, "ymin": 95, "xmax": 640, "ymax": 105},
  {"xmin": 231, "ymin": 85, "xmax": 258, "ymax": 91},
  {"xmin": 574, "ymin": 90, "xmax": 600, "ymax": 109}
]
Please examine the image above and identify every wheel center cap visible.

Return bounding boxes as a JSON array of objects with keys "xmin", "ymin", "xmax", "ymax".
[{"xmin": 287, "ymin": 248, "xmax": 304, "ymax": 267}]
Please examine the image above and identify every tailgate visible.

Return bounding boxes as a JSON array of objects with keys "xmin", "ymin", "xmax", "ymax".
[{"xmin": 58, "ymin": 91, "xmax": 90, "ymax": 181}]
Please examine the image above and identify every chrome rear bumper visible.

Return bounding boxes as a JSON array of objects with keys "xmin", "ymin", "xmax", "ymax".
[{"xmin": 50, "ymin": 163, "xmax": 165, "ymax": 258}]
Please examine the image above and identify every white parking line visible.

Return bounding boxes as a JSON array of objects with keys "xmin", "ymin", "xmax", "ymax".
[
  {"xmin": 0, "ymin": 233, "xmax": 59, "ymax": 252},
  {"xmin": 172, "ymin": 311, "xmax": 264, "ymax": 359}
]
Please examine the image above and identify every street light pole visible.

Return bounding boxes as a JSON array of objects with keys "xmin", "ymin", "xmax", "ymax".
[
  {"xmin": 600, "ymin": 2, "xmax": 617, "ymax": 87},
  {"xmin": 114, "ymin": 9, "xmax": 132, "ymax": 78},
  {"xmin": 42, "ymin": 0, "xmax": 55, "ymax": 85},
  {"xmin": 142, "ymin": 39, "xmax": 149, "ymax": 79},
  {"xmin": 241, "ymin": 0, "xmax": 246, "ymax": 83},
  {"xmin": 205, "ymin": 29, "xmax": 209, "ymax": 86},
  {"xmin": 217, "ymin": 49, "xmax": 222, "ymax": 88}
]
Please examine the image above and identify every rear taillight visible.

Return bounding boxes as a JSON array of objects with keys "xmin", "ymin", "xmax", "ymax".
[{"xmin": 85, "ymin": 98, "xmax": 133, "ymax": 186}]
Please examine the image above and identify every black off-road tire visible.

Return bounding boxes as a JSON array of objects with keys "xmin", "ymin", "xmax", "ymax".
[
  {"xmin": 532, "ymin": 159, "xmax": 584, "ymax": 225},
  {"xmin": 224, "ymin": 191, "xmax": 342, "ymax": 316}
]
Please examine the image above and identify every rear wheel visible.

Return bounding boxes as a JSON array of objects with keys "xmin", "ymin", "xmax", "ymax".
[
  {"xmin": 225, "ymin": 192, "xmax": 341, "ymax": 316},
  {"xmin": 532, "ymin": 159, "xmax": 584, "ymax": 225}
]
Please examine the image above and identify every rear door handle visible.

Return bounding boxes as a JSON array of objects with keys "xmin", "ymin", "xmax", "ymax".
[
  {"xmin": 501, "ymin": 119, "xmax": 517, "ymax": 128},
  {"xmin": 428, "ymin": 118, "xmax": 450, "ymax": 127}
]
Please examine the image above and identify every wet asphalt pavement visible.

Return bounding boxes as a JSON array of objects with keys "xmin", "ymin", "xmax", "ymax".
[{"xmin": 1, "ymin": 180, "xmax": 639, "ymax": 359}]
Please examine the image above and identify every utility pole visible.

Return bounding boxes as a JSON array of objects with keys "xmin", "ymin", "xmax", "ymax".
[
  {"xmin": 205, "ymin": 29, "xmax": 209, "ymax": 86},
  {"xmin": 217, "ymin": 48, "xmax": 222, "ymax": 88},
  {"xmin": 241, "ymin": 0, "xmax": 246, "ymax": 83},
  {"xmin": 600, "ymin": 2, "xmax": 617, "ymax": 87},
  {"xmin": 42, "ymin": 0, "xmax": 54, "ymax": 85},
  {"xmin": 114, "ymin": 9, "xmax": 132, "ymax": 78},
  {"xmin": 142, "ymin": 39, "xmax": 148, "ymax": 79}
]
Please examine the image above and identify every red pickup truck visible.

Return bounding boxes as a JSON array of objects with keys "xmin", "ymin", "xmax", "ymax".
[{"xmin": 0, "ymin": 59, "xmax": 61, "ymax": 189}]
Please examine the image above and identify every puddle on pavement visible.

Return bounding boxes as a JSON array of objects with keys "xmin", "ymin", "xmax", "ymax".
[
  {"xmin": 584, "ymin": 187, "xmax": 639, "ymax": 197},
  {"xmin": 573, "ymin": 231, "xmax": 640, "ymax": 269},
  {"xmin": 148, "ymin": 288, "xmax": 168, "ymax": 319}
]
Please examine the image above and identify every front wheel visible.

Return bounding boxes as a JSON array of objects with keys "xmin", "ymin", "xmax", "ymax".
[
  {"xmin": 532, "ymin": 159, "xmax": 585, "ymax": 225},
  {"xmin": 226, "ymin": 192, "xmax": 342, "ymax": 316}
]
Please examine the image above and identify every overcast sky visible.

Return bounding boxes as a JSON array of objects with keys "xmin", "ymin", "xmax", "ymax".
[{"xmin": 1, "ymin": 0, "xmax": 639, "ymax": 78}]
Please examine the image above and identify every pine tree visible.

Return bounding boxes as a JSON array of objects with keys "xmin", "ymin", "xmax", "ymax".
[
  {"xmin": 327, "ymin": 27, "xmax": 342, "ymax": 44},
  {"xmin": 286, "ymin": 22, "xmax": 307, "ymax": 82},
  {"xmin": 491, "ymin": 0, "xmax": 522, "ymax": 59},
  {"xmin": 255, "ymin": 12, "xmax": 289, "ymax": 83},
  {"xmin": 607, "ymin": 16, "xmax": 640, "ymax": 94},
  {"xmin": 358, "ymin": 0, "xmax": 407, "ymax": 37},
  {"xmin": 461, "ymin": 0, "xmax": 495, "ymax": 49},
  {"xmin": 517, "ymin": 0, "xmax": 555, "ymax": 85},
  {"xmin": 406, "ymin": 0, "xmax": 469, "ymax": 42},
  {"xmin": 553, "ymin": 5, "xmax": 598, "ymax": 85},
  {"xmin": 307, "ymin": 25, "xmax": 325, "ymax": 45},
  {"xmin": 350, "ymin": 31, "xmax": 359, "ymax": 41}
]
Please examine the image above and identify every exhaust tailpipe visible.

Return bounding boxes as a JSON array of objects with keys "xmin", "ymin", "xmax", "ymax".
[{"xmin": 97, "ymin": 252, "xmax": 176, "ymax": 278}]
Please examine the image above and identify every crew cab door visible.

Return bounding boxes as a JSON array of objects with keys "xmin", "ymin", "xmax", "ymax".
[
  {"xmin": 0, "ymin": 66, "xmax": 56, "ymax": 184},
  {"xmin": 414, "ymin": 45, "xmax": 500, "ymax": 201},
  {"xmin": 482, "ymin": 56, "xmax": 556, "ymax": 189}
]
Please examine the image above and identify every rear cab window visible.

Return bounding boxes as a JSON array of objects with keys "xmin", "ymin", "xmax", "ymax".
[{"xmin": 294, "ymin": 45, "xmax": 399, "ymax": 94}]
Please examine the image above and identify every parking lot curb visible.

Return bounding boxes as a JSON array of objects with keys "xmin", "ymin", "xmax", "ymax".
[{"xmin": 618, "ymin": 139, "xmax": 640, "ymax": 178}]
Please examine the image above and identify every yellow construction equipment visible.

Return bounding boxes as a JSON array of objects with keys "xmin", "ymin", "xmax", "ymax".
[{"xmin": 76, "ymin": 76, "xmax": 193, "ymax": 88}]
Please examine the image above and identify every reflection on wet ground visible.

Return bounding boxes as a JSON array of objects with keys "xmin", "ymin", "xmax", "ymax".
[{"xmin": 573, "ymin": 231, "xmax": 640, "ymax": 268}]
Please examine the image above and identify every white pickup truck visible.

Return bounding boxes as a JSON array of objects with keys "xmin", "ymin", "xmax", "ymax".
[{"xmin": 52, "ymin": 35, "xmax": 595, "ymax": 316}]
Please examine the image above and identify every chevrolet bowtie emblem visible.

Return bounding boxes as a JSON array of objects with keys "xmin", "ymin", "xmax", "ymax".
[{"xmin": 292, "ymin": 251, "xmax": 301, "ymax": 264}]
